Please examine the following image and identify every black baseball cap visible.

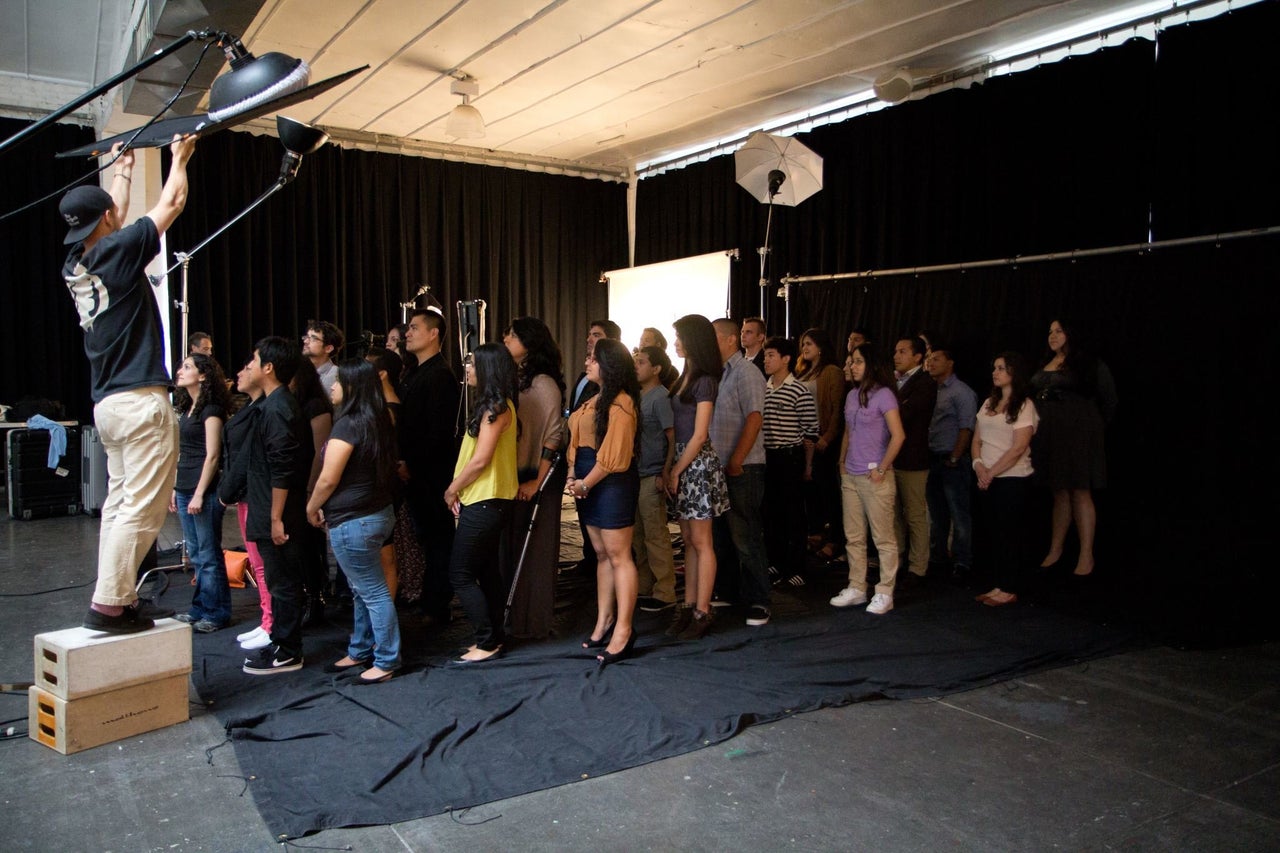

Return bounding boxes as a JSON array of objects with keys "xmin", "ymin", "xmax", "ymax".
[{"xmin": 59, "ymin": 185, "xmax": 114, "ymax": 245}]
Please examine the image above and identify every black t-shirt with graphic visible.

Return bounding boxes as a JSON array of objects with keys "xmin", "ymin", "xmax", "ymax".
[{"xmin": 62, "ymin": 216, "xmax": 169, "ymax": 403}]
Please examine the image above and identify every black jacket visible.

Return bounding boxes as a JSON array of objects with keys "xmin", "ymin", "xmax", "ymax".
[{"xmin": 217, "ymin": 386, "xmax": 313, "ymax": 540}]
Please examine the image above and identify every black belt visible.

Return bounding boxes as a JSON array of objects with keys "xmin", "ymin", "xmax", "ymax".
[{"xmin": 766, "ymin": 445, "xmax": 805, "ymax": 454}]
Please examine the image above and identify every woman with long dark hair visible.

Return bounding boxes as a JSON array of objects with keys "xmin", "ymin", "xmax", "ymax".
[
  {"xmin": 973, "ymin": 352, "xmax": 1039, "ymax": 606},
  {"xmin": 830, "ymin": 344, "xmax": 905, "ymax": 616},
  {"xmin": 169, "ymin": 353, "xmax": 232, "ymax": 631},
  {"xmin": 1029, "ymin": 318, "xmax": 1117, "ymax": 577},
  {"xmin": 568, "ymin": 339, "xmax": 642, "ymax": 665},
  {"xmin": 306, "ymin": 359, "xmax": 400, "ymax": 683},
  {"xmin": 663, "ymin": 314, "xmax": 728, "ymax": 640},
  {"xmin": 502, "ymin": 317, "xmax": 567, "ymax": 638},
  {"xmin": 796, "ymin": 327, "xmax": 847, "ymax": 563},
  {"xmin": 290, "ymin": 358, "xmax": 335, "ymax": 621},
  {"xmin": 444, "ymin": 343, "xmax": 519, "ymax": 663}
]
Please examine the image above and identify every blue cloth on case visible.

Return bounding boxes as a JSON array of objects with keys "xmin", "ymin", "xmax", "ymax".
[{"xmin": 26, "ymin": 415, "xmax": 67, "ymax": 468}]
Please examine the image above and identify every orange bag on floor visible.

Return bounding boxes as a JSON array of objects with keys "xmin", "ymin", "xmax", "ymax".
[{"xmin": 189, "ymin": 551, "xmax": 250, "ymax": 588}]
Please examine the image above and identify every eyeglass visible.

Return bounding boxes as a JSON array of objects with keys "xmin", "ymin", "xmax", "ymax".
[{"xmin": 303, "ymin": 333, "xmax": 324, "ymax": 342}]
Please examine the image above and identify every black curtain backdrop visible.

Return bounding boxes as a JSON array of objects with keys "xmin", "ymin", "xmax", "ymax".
[
  {"xmin": 165, "ymin": 133, "xmax": 627, "ymax": 378},
  {"xmin": 0, "ymin": 118, "xmax": 97, "ymax": 418},
  {"xmin": 635, "ymin": 1, "xmax": 1280, "ymax": 639}
]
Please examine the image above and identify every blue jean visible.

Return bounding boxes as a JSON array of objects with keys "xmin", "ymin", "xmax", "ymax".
[
  {"xmin": 712, "ymin": 464, "xmax": 771, "ymax": 608},
  {"xmin": 175, "ymin": 489, "xmax": 229, "ymax": 624},
  {"xmin": 926, "ymin": 453, "xmax": 974, "ymax": 568},
  {"xmin": 329, "ymin": 505, "xmax": 400, "ymax": 670}
]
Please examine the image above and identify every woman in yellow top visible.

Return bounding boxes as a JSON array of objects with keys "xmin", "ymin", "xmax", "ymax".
[
  {"xmin": 444, "ymin": 343, "xmax": 519, "ymax": 663},
  {"xmin": 567, "ymin": 339, "xmax": 642, "ymax": 666}
]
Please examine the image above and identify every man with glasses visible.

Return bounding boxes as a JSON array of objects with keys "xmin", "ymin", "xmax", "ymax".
[{"xmin": 302, "ymin": 320, "xmax": 343, "ymax": 395}]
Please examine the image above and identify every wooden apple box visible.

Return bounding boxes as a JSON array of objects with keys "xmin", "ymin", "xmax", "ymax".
[
  {"xmin": 28, "ymin": 674, "xmax": 189, "ymax": 755},
  {"xmin": 33, "ymin": 619, "xmax": 192, "ymax": 700}
]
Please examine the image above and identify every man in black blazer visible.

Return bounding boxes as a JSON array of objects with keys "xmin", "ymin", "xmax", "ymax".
[{"xmin": 893, "ymin": 335, "xmax": 938, "ymax": 582}]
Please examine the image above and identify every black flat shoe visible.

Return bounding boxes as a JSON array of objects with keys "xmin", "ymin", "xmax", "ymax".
[
  {"xmin": 596, "ymin": 632, "xmax": 636, "ymax": 668},
  {"xmin": 353, "ymin": 668, "xmax": 395, "ymax": 684},
  {"xmin": 582, "ymin": 621, "xmax": 615, "ymax": 650}
]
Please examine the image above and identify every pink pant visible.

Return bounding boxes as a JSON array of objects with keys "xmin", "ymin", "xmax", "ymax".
[{"xmin": 236, "ymin": 501, "xmax": 272, "ymax": 632}]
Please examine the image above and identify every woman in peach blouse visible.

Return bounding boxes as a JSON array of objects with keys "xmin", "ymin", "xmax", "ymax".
[{"xmin": 567, "ymin": 339, "xmax": 642, "ymax": 666}]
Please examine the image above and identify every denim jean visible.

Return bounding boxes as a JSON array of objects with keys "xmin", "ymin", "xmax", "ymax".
[
  {"xmin": 449, "ymin": 498, "xmax": 513, "ymax": 651},
  {"xmin": 712, "ymin": 464, "xmax": 771, "ymax": 608},
  {"xmin": 329, "ymin": 505, "xmax": 400, "ymax": 670},
  {"xmin": 926, "ymin": 453, "xmax": 974, "ymax": 569},
  {"xmin": 175, "ymin": 489, "xmax": 229, "ymax": 624}
]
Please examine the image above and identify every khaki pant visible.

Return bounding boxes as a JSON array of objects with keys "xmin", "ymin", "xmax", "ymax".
[
  {"xmin": 894, "ymin": 468, "xmax": 931, "ymax": 576},
  {"xmin": 633, "ymin": 474, "xmax": 676, "ymax": 603},
  {"xmin": 841, "ymin": 472, "xmax": 900, "ymax": 596},
  {"xmin": 93, "ymin": 387, "xmax": 178, "ymax": 605}
]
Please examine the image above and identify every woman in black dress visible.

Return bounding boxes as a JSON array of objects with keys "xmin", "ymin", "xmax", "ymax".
[{"xmin": 1029, "ymin": 318, "xmax": 1117, "ymax": 577}]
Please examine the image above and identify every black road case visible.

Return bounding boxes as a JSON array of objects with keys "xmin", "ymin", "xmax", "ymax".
[{"xmin": 7, "ymin": 427, "xmax": 82, "ymax": 519}]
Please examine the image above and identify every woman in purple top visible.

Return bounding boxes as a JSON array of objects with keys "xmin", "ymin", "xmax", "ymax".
[
  {"xmin": 830, "ymin": 344, "xmax": 904, "ymax": 616},
  {"xmin": 663, "ymin": 314, "xmax": 729, "ymax": 641}
]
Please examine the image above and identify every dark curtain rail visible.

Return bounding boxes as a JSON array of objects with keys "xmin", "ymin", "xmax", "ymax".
[{"xmin": 780, "ymin": 225, "xmax": 1280, "ymax": 284}]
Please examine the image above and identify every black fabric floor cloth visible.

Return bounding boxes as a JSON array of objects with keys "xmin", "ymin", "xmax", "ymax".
[{"xmin": 191, "ymin": 579, "xmax": 1140, "ymax": 840}]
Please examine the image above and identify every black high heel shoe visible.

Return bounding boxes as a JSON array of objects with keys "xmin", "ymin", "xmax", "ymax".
[
  {"xmin": 596, "ymin": 631, "xmax": 636, "ymax": 668},
  {"xmin": 582, "ymin": 621, "xmax": 615, "ymax": 650}
]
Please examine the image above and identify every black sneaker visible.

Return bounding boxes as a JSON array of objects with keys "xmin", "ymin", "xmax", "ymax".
[
  {"xmin": 745, "ymin": 605, "xmax": 771, "ymax": 626},
  {"xmin": 637, "ymin": 596, "xmax": 673, "ymax": 612},
  {"xmin": 243, "ymin": 645, "xmax": 304, "ymax": 675},
  {"xmin": 82, "ymin": 605, "xmax": 154, "ymax": 635},
  {"xmin": 192, "ymin": 619, "xmax": 225, "ymax": 634}
]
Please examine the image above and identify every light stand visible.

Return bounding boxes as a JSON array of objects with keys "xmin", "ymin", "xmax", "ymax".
[
  {"xmin": 159, "ymin": 116, "xmax": 329, "ymax": 353},
  {"xmin": 756, "ymin": 169, "xmax": 785, "ymax": 324},
  {"xmin": 400, "ymin": 283, "xmax": 433, "ymax": 324},
  {"xmin": 456, "ymin": 299, "xmax": 486, "ymax": 433}
]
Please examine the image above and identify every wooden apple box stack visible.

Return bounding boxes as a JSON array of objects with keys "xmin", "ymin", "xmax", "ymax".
[{"xmin": 28, "ymin": 620, "xmax": 192, "ymax": 754}]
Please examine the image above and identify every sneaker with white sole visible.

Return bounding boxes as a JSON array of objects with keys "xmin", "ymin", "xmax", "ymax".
[
  {"xmin": 243, "ymin": 645, "xmax": 303, "ymax": 675},
  {"xmin": 241, "ymin": 631, "xmax": 272, "ymax": 650},
  {"xmin": 745, "ymin": 605, "xmax": 771, "ymax": 626},
  {"xmin": 236, "ymin": 625, "xmax": 266, "ymax": 642},
  {"xmin": 866, "ymin": 593, "xmax": 894, "ymax": 615},
  {"xmin": 829, "ymin": 586, "xmax": 868, "ymax": 608}
]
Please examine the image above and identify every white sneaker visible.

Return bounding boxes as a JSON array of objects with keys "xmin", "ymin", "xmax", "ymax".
[
  {"xmin": 866, "ymin": 593, "xmax": 894, "ymax": 615},
  {"xmin": 236, "ymin": 625, "xmax": 266, "ymax": 643},
  {"xmin": 830, "ymin": 586, "xmax": 868, "ymax": 608},
  {"xmin": 240, "ymin": 631, "xmax": 272, "ymax": 650}
]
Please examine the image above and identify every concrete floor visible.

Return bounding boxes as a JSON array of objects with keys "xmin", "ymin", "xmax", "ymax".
[{"xmin": 2, "ymin": 510, "xmax": 1278, "ymax": 852}]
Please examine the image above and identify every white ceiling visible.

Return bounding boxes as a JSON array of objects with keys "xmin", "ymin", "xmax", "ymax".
[{"xmin": 0, "ymin": 0, "xmax": 1232, "ymax": 179}]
